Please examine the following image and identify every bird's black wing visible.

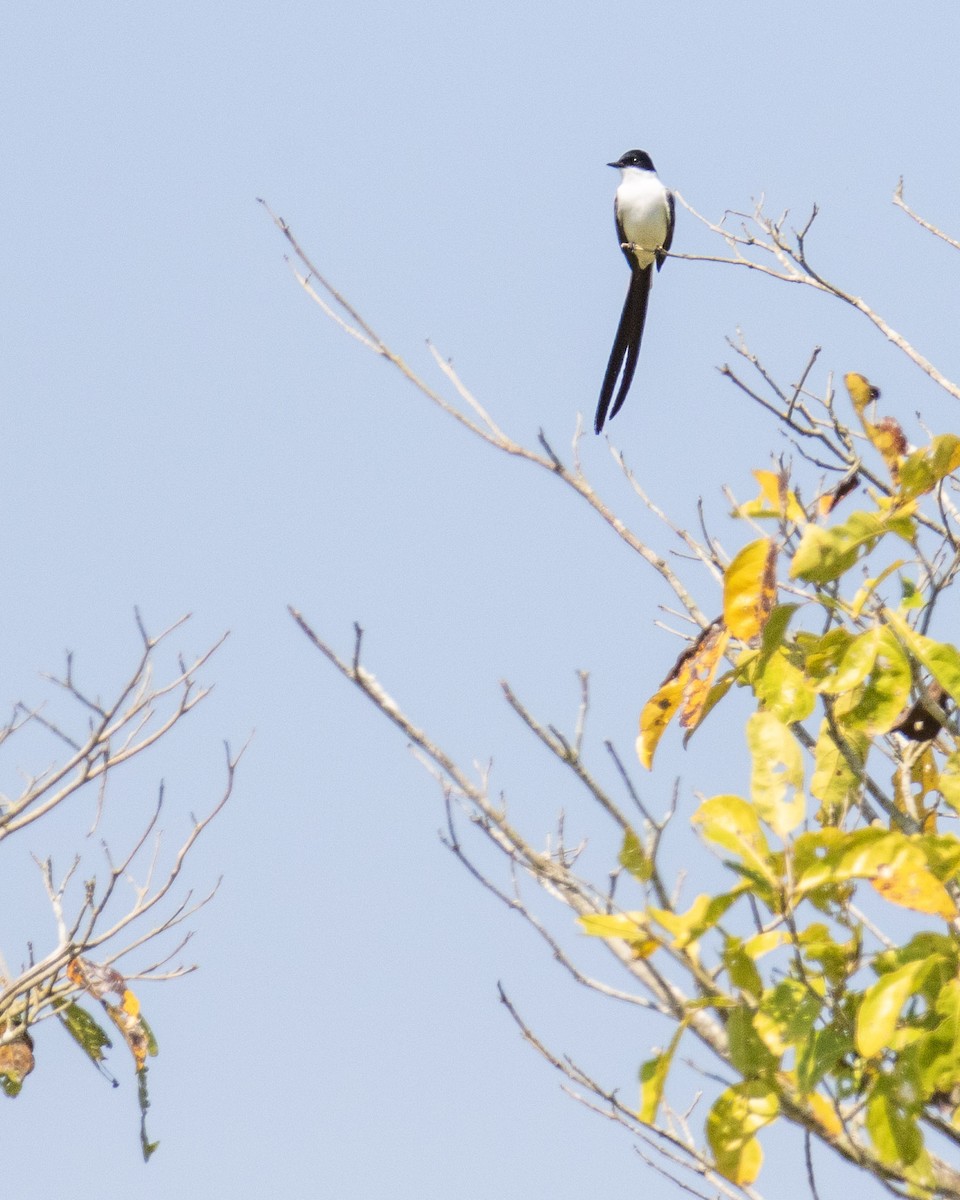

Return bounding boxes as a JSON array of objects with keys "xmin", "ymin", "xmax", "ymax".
[{"xmin": 656, "ymin": 191, "xmax": 675, "ymax": 271}]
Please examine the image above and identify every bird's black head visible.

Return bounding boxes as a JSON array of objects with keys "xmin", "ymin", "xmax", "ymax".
[{"xmin": 608, "ymin": 149, "xmax": 655, "ymax": 171}]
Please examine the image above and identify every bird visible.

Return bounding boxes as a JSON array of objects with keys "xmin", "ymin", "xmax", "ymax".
[{"xmin": 594, "ymin": 149, "xmax": 675, "ymax": 434}]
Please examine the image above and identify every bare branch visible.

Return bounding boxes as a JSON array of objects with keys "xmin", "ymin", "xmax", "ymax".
[
  {"xmin": 894, "ymin": 178, "xmax": 960, "ymax": 253},
  {"xmin": 0, "ymin": 622, "xmax": 238, "ymax": 1053}
]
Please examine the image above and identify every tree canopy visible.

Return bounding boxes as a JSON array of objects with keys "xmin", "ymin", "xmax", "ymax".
[{"xmin": 281, "ymin": 187, "xmax": 960, "ymax": 1199}]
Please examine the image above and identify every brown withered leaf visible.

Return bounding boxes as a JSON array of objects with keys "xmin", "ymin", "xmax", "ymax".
[
  {"xmin": 868, "ymin": 416, "xmax": 908, "ymax": 483},
  {"xmin": 67, "ymin": 956, "xmax": 155, "ymax": 1073},
  {"xmin": 67, "ymin": 957, "xmax": 126, "ymax": 999},
  {"xmin": 105, "ymin": 993, "xmax": 151, "ymax": 1072},
  {"xmin": 0, "ymin": 1033, "xmax": 34, "ymax": 1088},
  {"xmin": 872, "ymin": 860, "xmax": 957, "ymax": 919},
  {"xmin": 638, "ymin": 618, "xmax": 728, "ymax": 769},
  {"xmin": 679, "ymin": 622, "xmax": 731, "ymax": 731},
  {"xmin": 818, "ymin": 470, "xmax": 860, "ymax": 517}
]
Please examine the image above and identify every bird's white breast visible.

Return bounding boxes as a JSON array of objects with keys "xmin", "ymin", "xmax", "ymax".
[{"xmin": 616, "ymin": 168, "xmax": 670, "ymax": 269}]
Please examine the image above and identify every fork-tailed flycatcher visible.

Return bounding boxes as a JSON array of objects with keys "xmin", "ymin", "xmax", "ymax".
[{"xmin": 594, "ymin": 149, "xmax": 674, "ymax": 434}]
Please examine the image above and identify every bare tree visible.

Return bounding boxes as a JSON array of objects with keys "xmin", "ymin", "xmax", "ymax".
[
  {"xmin": 0, "ymin": 611, "xmax": 238, "ymax": 1158},
  {"xmin": 267, "ymin": 184, "xmax": 960, "ymax": 1199}
]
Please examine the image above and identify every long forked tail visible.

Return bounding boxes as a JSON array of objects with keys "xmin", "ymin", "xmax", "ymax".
[{"xmin": 594, "ymin": 265, "xmax": 652, "ymax": 434}]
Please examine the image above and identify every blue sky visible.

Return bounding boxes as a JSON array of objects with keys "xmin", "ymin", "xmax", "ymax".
[{"xmin": 3, "ymin": 3, "xmax": 960, "ymax": 1196}]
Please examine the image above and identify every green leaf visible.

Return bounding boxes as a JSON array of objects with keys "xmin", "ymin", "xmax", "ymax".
[
  {"xmin": 816, "ymin": 626, "xmax": 887, "ymax": 694},
  {"xmin": 916, "ymin": 980, "xmax": 960, "ymax": 1098},
  {"xmin": 139, "ymin": 1013, "xmax": 159, "ymax": 1058},
  {"xmin": 796, "ymin": 1025, "xmax": 852, "ymax": 1093},
  {"xmin": 724, "ymin": 932, "xmax": 789, "ymax": 1003},
  {"xmin": 138, "ymin": 1066, "xmax": 159, "ymax": 1161},
  {"xmin": 918, "ymin": 835, "xmax": 960, "ymax": 880},
  {"xmin": 757, "ymin": 603, "xmax": 800, "ymax": 664},
  {"xmin": 746, "ymin": 711, "xmax": 805, "ymax": 837},
  {"xmin": 885, "ymin": 609, "xmax": 960, "ymax": 706},
  {"xmin": 808, "ymin": 626, "xmax": 911, "ymax": 738},
  {"xmin": 790, "ymin": 508, "xmax": 915, "ymax": 583},
  {"xmin": 865, "ymin": 1076, "xmax": 929, "ymax": 1181},
  {"xmin": 899, "ymin": 434, "xmax": 960, "ymax": 499},
  {"xmin": 809, "ymin": 719, "xmax": 868, "ymax": 818},
  {"xmin": 727, "ymin": 1007, "xmax": 779, "ymax": 1078},
  {"xmin": 723, "ymin": 938, "xmax": 762, "ymax": 999},
  {"xmin": 750, "ymin": 647, "xmax": 816, "ymax": 724},
  {"xmin": 799, "ymin": 627, "xmax": 855, "ymax": 686},
  {"xmin": 939, "ymin": 752, "xmax": 960, "ymax": 812},
  {"xmin": 60, "ymin": 1003, "xmax": 112, "ymax": 1063},
  {"xmin": 619, "ymin": 828, "xmax": 653, "ymax": 883},
  {"xmin": 874, "ymin": 932, "xmax": 958, "ymax": 976},
  {"xmin": 857, "ymin": 957, "xmax": 943, "ymax": 1058},
  {"xmin": 839, "ymin": 629, "xmax": 912, "ymax": 735},
  {"xmin": 754, "ymin": 979, "xmax": 823, "ymax": 1056},
  {"xmin": 638, "ymin": 1021, "xmax": 687, "ymax": 1124},
  {"xmin": 900, "ymin": 577, "xmax": 923, "ymax": 609},
  {"xmin": 798, "ymin": 922, "xmax": 860, "ymax": 988}
]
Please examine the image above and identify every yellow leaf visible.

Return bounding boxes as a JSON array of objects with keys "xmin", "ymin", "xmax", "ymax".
[
  {"xmin": 742, "ymin": 930, "xmax": 786, "ymax": 960},
  {"xmin": 579, "ymin": 912, "xmax": 647, "ymax": 940},
  {"xmin": 807, "ymin": 1091, "xmax": 843, "ymax": 1138},
  {"xmin": 845, "ymin": 374, "xmax": 907, "ymax": 481},
  {"xmin": 578, "ymin": 912, "xmax": 660, "ymax": 958},
  {"xmin": 707, "ymin": 1083, "xmax": 779, "ymax": 1186},
  {"xmin": 747, "ymin": 712, "xmax": 805, "ymax": 837},
  {"xmin": 628, "ymin": 937, "xmax": 660, "ymax": 959},
  {"xmin": 724, "ymin": 539, "xmax": 778, "ymax": 642},
  {"xmin": 857, "ymin": 957, "xmax": 940, "ymax": 1058},
  {"xmin": 693, "ymin": 795, "xmax": 775, "ymax": 883},
  {"xmin": 749, "ymin": 470, "xmax": 806, "ymax": 524},
  {"xmin": 753, "ymin": 469, "xmax": 780, "ymax": 507},
  {"xmin": 871, "ymin": 862, "xmax": 957, "ymax": 919},
  {"xmin": 637, "ymin": 677, "xmax": 684, "ymax": 770},
  {"xmin": 648, "ymin": 891, "xmax": 742, "ymax": 949},
  {"xmin": 845, "ymin": 372, "xmax": 878, "ymax": 417}
]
